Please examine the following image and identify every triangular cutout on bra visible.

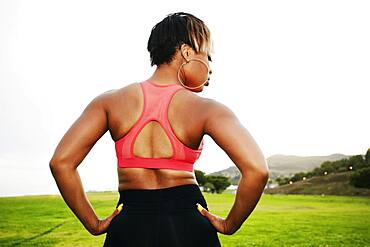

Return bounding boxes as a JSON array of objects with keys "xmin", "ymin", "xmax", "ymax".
[{"xmin": 132, "ymin": 120, "xmax": 174, "ymax": 159}]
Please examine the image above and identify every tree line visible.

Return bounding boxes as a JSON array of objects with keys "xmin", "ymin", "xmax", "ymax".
[
  {"xmin": 275, "ymin": 148, "xmax": 370, "ymax": 188},
  {"xmin": 194, "ymin": 170, "xmax": 231, "ymax": 194}
]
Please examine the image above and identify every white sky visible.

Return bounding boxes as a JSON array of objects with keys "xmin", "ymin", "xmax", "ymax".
[{"xmin": 1, "ymin": 0, "xmax": 369, "ymax": 196}]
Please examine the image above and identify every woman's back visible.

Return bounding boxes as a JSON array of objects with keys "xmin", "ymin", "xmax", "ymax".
[{"xmin": 106, "ymin": 80, "xmax": 208, "ymax": 190}]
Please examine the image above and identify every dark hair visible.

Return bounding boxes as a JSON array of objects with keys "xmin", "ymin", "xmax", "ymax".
[{"xmin": 147, "ymin": 12, "xmax": 212, "ymax": 66}]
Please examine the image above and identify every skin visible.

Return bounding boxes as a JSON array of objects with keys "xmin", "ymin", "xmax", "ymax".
[{"xmin": 49, "ymin": 43, "xmax": 269, "ymax": 236}]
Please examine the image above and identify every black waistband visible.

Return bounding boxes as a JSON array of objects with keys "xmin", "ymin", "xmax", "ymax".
[{"xmin": 115, "ymin": 184, "xmax": 207, "ymax": 210}]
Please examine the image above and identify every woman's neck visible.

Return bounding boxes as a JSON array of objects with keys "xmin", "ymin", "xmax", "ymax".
[{"xmin": 147, "ymin": 63, "xmax": 182, "ymax": 86}]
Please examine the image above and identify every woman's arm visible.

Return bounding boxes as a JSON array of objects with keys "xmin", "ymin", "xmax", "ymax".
[
  {"xmin": 202, "ymin": 98, "xmax": 269, "ymax": 235},
  {"xmin": 49, "ymin": 91, "xmax": 112, "ymax": 235}
]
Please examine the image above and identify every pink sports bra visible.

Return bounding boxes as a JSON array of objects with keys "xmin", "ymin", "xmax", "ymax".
[{"xmin": 114, "ymin": 80, "xmax": 204, "ymax": 172}]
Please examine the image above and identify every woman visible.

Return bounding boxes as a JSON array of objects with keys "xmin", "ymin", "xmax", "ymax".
[{"xmin": 49, "ymin": 12, "xmax": 269, "ymax": 247}]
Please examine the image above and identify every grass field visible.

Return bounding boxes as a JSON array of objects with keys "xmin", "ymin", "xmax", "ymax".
[{"xmin": 0, "ymin": 191, "xmax": 369, "ymax": 246}]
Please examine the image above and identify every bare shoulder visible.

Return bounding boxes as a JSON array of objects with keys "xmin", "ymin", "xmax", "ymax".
[
  {"xmin": 175, "ymin": 92, "xmax": 239, "ymax": 134},
  {"xmin": 199, "ymin": 97, "xmax": 240, "ymax": 133},
  {"xmin": 202, "ymin": 97, "xmax": 236, "ymax": 115},
  {"xmin": 95, "ymin": 82, "xmax": 138, "ymax": 106},
  {"xmin": 177, "ymin": 90, "xmax": 233, "ymax": 113}
]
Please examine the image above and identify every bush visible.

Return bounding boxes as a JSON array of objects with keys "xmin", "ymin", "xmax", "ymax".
[{"xmin": 349, "ymin": 167, "xmax": 370, "ymax": 188}]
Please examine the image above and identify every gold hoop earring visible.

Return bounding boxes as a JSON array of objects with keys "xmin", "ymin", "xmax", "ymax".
[{"xmin": 177, "ymin": 58, "xmax": 209, "ymax": 90}]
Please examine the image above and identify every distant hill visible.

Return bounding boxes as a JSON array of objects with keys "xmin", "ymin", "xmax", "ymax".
[
  {"xmin": 209, "ymin": 153, "xmax": 350, "ymax": 184},
  {"xmin": 264, "ymin": 171, "xmax": 370, "ymax": 197},
  {"xmin": 207, "ymin": 166, "xmax": 242, "ymax": 184},
  {"xmin": 266, "ymin": 153, "xmax": 349, "ymax": 179}
]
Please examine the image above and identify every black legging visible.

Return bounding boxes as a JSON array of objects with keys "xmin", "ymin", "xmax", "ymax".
[{"xmin": 103, "ymin": 184, "xmax": 222, "ymax": 247}]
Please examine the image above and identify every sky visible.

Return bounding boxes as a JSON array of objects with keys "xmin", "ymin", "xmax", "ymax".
[{"xmin": 0, "ymin": 0, "xmax": 369, "ymax": 196}]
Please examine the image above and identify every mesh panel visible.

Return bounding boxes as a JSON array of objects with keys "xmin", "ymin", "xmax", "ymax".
[{"xmin": 132, "ymin": 120, "xmax": 174, "ymax": 159}]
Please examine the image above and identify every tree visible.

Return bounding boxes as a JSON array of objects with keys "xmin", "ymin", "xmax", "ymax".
[
  {"xmin": 276, "ymin": 176, "xmax": 290, "ymax": 186},
  {"xmin": 349, "ymin": 167, "xmax": 370, "ymax": 188},
  {"xmin": 348, "ymin": 155, "xmax": 367, "ymax": 170},
  {"xmin": 194, "ymin": 169, "xmax": 206, "ymax": 186},
  {"xmin": 203, "ymin": 182, "xmax": 215, "ymax": 193},
  {"xmin": 291, "ymin": 172, "xmax": 306, "ymax": 182},
  {"xmin": 205, "ymin": 175, "xmax": 231, "ymax": 194},
  {"xmin": 365, "ymin": 148, "xmax": 370, "ymax": 165},
  {"xmin": 320, "ymin": 161, "xmax": 335, "ymax": 174}
]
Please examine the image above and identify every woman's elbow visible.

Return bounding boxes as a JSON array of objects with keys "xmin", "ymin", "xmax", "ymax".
[
  {"xmin": 49, "ymin": 160, "xmax": 62, "ymax": 177},
  {"xmin": 258, "ymin": 168, "xmax": 270, "ymax": 179},
  {"xmin": 243, "ymin": 163, "xmax": 270, "ymax": 182},
  {"xmin": 260, "ymin": 170, "xmax": 270, "ymax": 185},
  {"xmin": 254, "ymin": 158, "xmax": 270, "ymax": 180},
  {"xmin": 49, "ymin": 158, "xmax": 57, "ymax": 172},
  {"xmin": 244, "ymin": 159, "xmax": 270, "ymax": 178},
  {"xmin": 49, "ymin": 157, "xmax": 74, "ymax": 174},
  {"xmin": 250, "ymin": 168, "xmax": 269, "ymax": 184}
]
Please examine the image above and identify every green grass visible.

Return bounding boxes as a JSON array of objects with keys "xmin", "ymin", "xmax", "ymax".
[{"xmin": 0, "ymin": 192, "xmax": 369, "ymax": 246}]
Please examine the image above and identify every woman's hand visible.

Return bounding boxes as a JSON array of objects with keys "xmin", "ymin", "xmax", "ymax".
[
  {"xmin": 196, "ymin": 203, "xmax": 235, "ymax": 235},
  {"xmin": 90, "ymin": 204, "xmax": 123, "ymax": 236}
]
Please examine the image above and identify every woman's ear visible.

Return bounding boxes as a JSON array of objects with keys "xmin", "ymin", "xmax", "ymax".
[{"xmin": 180, "ymin": 44, "xmax": 194, "ymax": 61}]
